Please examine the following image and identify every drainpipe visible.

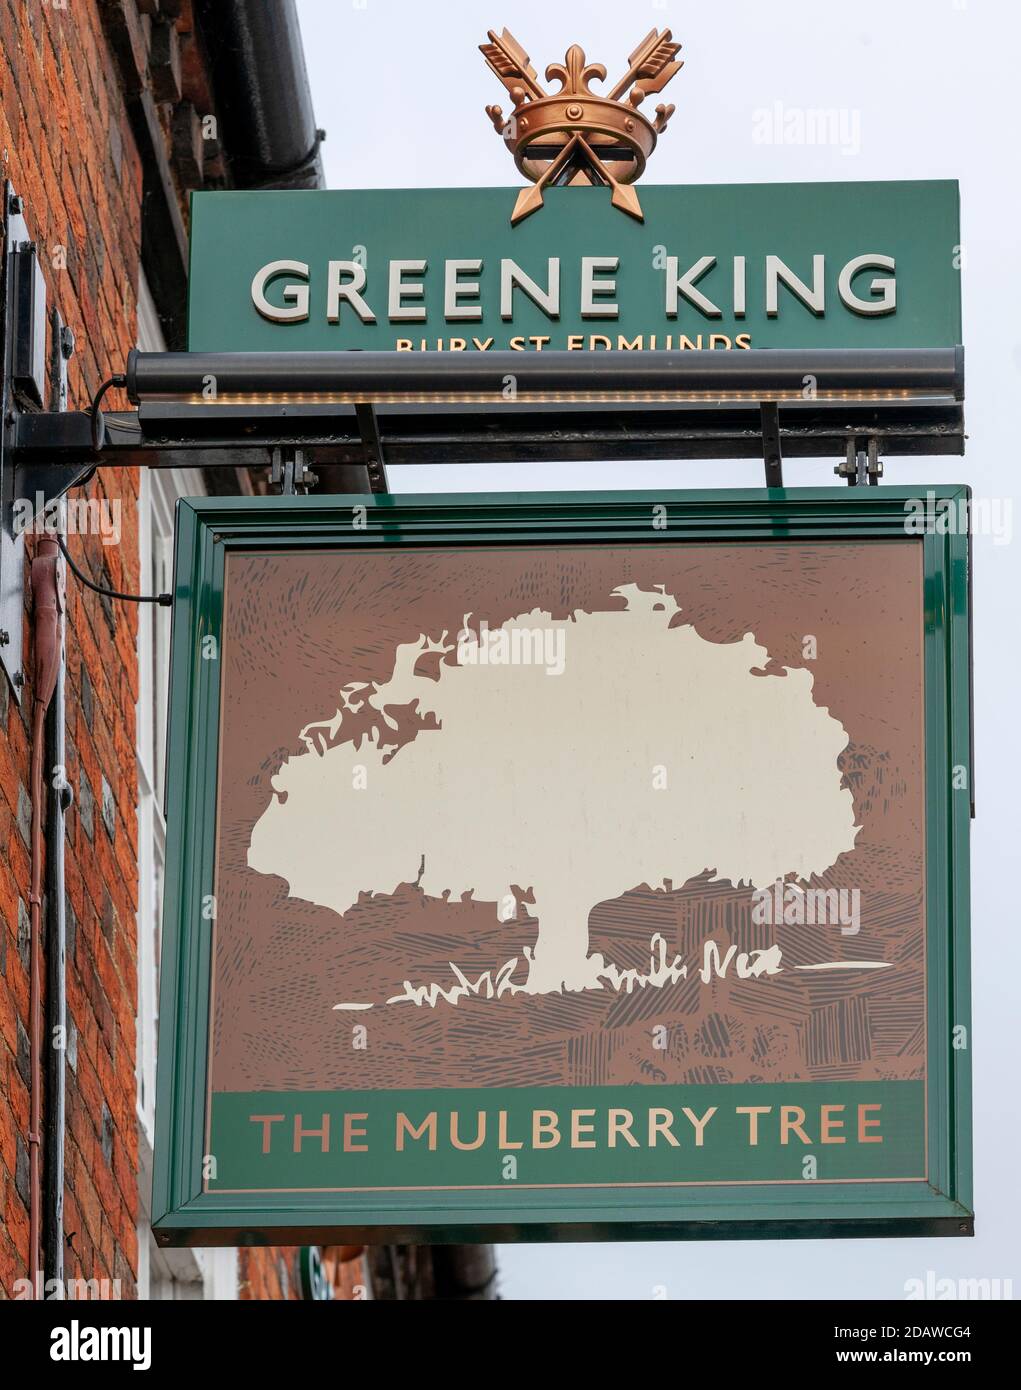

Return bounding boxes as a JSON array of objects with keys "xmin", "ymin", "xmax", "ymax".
[
  {"xmin": 43, "ymin": 544, "xmax": 69, "ymax": 1294},
  {"xmin": 195, "ymin": 0, "xmax": 326, "ymax": 190},
  {"xmin": 28, "ymin": 536, "xmax": 63, "ymax": 1296},
  {"xmin": 192, "ymin": 2, "xmax": 373, "ymax": 494},
  {"xmin": 369, "ymin": 1243, "xmax": 500, "ymax": 1300}
]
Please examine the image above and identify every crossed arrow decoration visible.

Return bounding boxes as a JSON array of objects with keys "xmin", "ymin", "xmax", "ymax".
[{"xmin": 481, "ymin": 28, "xmax": 683, "ymax": 223}]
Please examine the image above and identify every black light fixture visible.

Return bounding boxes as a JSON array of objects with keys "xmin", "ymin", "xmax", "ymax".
[{"xmin": 125, "ymin": 346, "xmax": 965, "ymax": 411}]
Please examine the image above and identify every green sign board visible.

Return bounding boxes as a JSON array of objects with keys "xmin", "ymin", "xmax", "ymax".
[
  {"xmin": 187, "ymin": 181, "xmax": 961, "ymax": 354},
  {"xmin": 152, "ymin": 489, "xmax": 972, "ymax": 1245}
]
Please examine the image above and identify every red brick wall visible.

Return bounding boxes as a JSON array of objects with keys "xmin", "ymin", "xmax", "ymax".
[
  {"xmin": 239, "ymin": 1247, "xmax": 368, "ymax": 1302},
  {"xmin": 0, "ymin": 1, "xmax": 341, "ymax": 1303},
  {"xmin": 0, "ymin": 0, "xmax": 143, "ymax": 1299},
  {"xmin": 239, "ymin": 1248, "xmax": 300, "ymax": 1302}
]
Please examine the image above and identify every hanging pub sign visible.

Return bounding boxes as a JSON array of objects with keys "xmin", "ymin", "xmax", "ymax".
[
  {"xmin": 153, "ymin": 27, "xmax": 970, "ymax": 1244},
  {"xmin": 151, "ymin": 489, "xmax": 972, "ymax": 1244}
]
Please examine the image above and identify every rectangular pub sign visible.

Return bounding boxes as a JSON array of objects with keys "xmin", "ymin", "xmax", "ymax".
[
  {"xmin": 187, "ymin": 181, "xmax": 961, "ymax": 354},
  {"xmin": 152, "ymin": 489, "xmax": 972, "ymax": 1244}
]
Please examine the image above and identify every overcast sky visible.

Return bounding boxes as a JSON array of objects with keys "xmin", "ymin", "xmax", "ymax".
[{"xmin": 295, "ymin": 0, "xmax": 1020, "ymax": 1300}]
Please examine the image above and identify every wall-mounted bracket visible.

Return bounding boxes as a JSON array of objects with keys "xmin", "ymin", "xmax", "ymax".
[
  {"xmin": 9, "ymin": 344, "xmax": 965, "ymax": 506},
  {"xmin": 1, "ymin": 182, "xmax": 46, "ymax": 699},
  {"xmin": 14, "ymin": 310, "xmax": 88, "ymax": 534},
  {"xmin": 0, "ymin": 186, "xmax": 81, "ymax": 699},
  {"xmin": 4, "ymin": 336, "xmax": 962, "ymax": 697}
]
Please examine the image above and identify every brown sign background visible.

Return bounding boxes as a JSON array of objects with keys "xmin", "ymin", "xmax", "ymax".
[{"xmin": 210, "ymin": 540, "xmax": 925, "ymax": 1095}]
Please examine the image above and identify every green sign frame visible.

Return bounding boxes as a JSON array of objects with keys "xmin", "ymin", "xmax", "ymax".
[{"xmin": 152, "ymin": 488, "xmax": 972, "ymax": 1246}]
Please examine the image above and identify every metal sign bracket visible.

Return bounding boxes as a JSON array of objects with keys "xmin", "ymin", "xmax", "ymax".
[
  {"xmin": 835, "ymin": 436, "xmax": 884, "ymax": 486},
  {"xmin": 2, "ymin": 184, "xmax": 41, "ymax": 697},
  {"xmin": 760, "ymin": 401, "xmax": 783, "ymax": 488},
  {"xmin": 270, "ymin": 447, "xmax": 318, "ymax": 495},
  {"xmin": 355, "ymin": 402, "xmax": 389, "ymax": 494},
  {"xmin": 1, "ymin": 183, "xmax": 80, "ymax": 699}
]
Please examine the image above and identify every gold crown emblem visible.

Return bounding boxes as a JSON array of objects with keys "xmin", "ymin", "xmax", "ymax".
[{"xmin": 480, "ymin": 27, "xmax": 683, "ymax": 224}]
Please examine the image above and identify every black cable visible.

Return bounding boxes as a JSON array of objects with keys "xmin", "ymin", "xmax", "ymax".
[
  {"xmin": 70, "ymin": 464, "xmax": 97, "ymax": 490},
  {"xmin": 54, "ymin": 532, "xmax": 172, "ymax": 607},
  {"xmin": 89, "ymin": 373, "xmax": 126, "ymax": 454},
  {"xmin": 57, "ymin": 376, "xmax": 171, "ymax": 607}
]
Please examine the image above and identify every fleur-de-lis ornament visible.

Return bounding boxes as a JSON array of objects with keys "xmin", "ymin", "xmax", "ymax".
[
  {"xmin": 544, "ymin": 45, "xmax": 607, "ymax": 99},
  {"xmin": 480, "ymin": 28, "xmax": 683, "ymax": 224}
]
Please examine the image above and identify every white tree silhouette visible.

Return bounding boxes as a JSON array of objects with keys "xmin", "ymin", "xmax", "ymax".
[{"xmin": 248, "ymin": 585, "xmax": 859, "ymax": 994}]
